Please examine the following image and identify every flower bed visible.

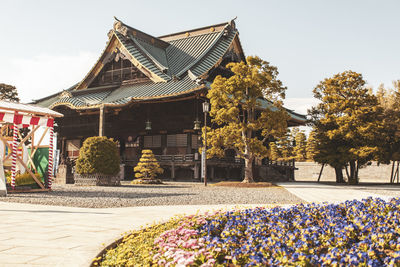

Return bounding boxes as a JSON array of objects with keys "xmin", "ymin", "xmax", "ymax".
[{"xmin": 95, "ymin": 198, "xmax": 400, "ymax": 266}]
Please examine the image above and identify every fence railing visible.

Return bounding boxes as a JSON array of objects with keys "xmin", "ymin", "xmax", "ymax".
[{"xmin": 123, "ymin": 154, "xmax": 294, "ymax": 167}]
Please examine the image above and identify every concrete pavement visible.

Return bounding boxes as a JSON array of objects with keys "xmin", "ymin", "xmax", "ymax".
[
  {"xmin": 1, "ymin": 182, "xmax": 399, "ymax": 266},
  {"xmin": 0, "ymin": 202, "xmax": 269, "ymax": 267},
  {"xmin": 277, "ymin": 182, "xmax": 394, "ymax": 203}
]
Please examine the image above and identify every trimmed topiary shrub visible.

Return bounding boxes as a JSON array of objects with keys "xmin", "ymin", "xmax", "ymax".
[
  {"xmin": 75, "ymin": 136, "xmax": 120, "ymax": 176},
  {"xmin": 132, "ymin": 149, "xmax": 163, "ymax": 182}
]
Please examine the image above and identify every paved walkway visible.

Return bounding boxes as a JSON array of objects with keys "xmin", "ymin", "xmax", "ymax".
[
  {"xmin": 0, "ymin": 202, "xmax": 267, "ymax": 267},
  {"xmin": 0, "ymin": 182, "xmax": 399, "ymax": 267},
  {"xmin": 277, "ymin": 182, "xmax": 394, "ymax": 203}
]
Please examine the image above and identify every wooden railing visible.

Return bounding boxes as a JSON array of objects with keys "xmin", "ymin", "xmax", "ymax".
[{"xmin": 123, "ymin": 154, "xmax": 294, "ymax": 167}]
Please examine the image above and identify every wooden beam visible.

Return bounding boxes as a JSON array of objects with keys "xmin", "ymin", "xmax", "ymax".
[
  {"xmin": 16, "ymin": 129, "xmax": 39, "ymax": 173},
  {"xmin": 16, "ymin": 156, "xmax": 45, "ymax": 189},
  {"xmin": 31, "ymin": 127, "xmax": 49, "ymax": 158},
  {"xmin": 7, "ymin": 188, "xmax": 49, "ymax": 193}
]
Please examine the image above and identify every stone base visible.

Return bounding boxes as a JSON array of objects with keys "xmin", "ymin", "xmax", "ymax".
[{"xmin": 74, "ymin": 173, "xmax": 121, "ymax": 186}]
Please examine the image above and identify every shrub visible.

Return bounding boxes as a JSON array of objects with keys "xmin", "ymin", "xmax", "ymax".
[
  {"xmin": 75, "ymin": 136, "xmax": 120, "ymax": 175},
  {"xmin": 6, "ymin": 172, "xmax": 42, "ymax": 186},
  {"xmin": 133, "ymin": 150, "xmax": 163, "ymax": 181}
]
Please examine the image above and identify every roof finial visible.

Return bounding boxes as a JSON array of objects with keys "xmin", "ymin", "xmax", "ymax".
[
  {"xmin": 114, "ymin": 16, "xmax": 121, "ymax": 22},
  {"xmin": 230, "ymin": 17, "xmax": 237, "ymax": 29}
]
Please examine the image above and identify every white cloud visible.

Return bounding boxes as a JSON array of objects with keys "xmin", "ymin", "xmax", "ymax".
[
  {"xmin": 283, "ymin": 97, "xmax": 320, "ymax": 115},
  {"xmin": 0, "ymin": 52, "xmax": 98, "ymax": 103}
]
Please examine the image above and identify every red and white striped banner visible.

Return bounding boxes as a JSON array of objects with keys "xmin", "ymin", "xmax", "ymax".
[{"xmin": 0, "ymin": 112, "xmax": 54, "ymax": 127}]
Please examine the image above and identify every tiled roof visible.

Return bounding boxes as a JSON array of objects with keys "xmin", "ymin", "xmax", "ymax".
[
  {"xmin": 114, "ymin": 31, "xmax": 170, "ymax": 81},
  {"xmin": 36, "ymin": 20, "xmax": 239, "ymax": 110}
]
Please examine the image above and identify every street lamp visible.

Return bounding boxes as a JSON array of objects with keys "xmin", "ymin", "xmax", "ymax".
[{"xmin": 202, "ymin": 101, "xmax": 210, "ymax": 186}]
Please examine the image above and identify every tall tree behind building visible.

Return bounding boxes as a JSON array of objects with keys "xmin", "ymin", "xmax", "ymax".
[
  {"xmin": 0, "ymin": 83, "xmax": 20, "ymax": 102},
  {"xmin": 293, "ymin": 130, "xmax": 307, "ymax": 161},
  {"xmin": 306, "ymin": 130, "xmax": 318, "ymax": 161}
]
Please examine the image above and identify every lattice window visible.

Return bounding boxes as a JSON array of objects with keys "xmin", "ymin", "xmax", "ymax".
[
  {"xmin": 144, "ymin": 135, "xmax": 161, "ymax": 148},
  {"xmin": 167, "ymin": 134, "xmax": 187, "ymax": 147},
  {"xmin": 192, "ymin": 134, "xmax": 200, "ymax": 149}
]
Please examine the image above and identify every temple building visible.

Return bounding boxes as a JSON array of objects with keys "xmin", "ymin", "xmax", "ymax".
[{"xmin": 33, "ymin": 18, "xmax": 306, "ymax": 182}]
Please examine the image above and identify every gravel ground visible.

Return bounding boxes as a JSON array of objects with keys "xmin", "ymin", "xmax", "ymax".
[{"xmin": 0, "ymin": 182, "xmax": 305, "ymax": 208}]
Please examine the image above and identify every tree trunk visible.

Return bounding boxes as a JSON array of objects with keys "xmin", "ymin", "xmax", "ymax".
[
  {"xmin": 242, "ymin": 157, "xmax": 254, "ymax": 183},
  {"xmin": 334, "ymin": 167, "xmax": 344, "ymax": 183},
  {"xmin": 348, "ymin": 160, "xmax": 358, "ymax": 185}
]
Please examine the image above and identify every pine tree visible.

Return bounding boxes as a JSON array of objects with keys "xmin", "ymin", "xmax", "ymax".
[
  {"xmin": 133, "ymin": 150, "xmax": 163, "ymax": 181},
  {"xmin": 293, "ymin": 130, "xmax": 307, "ymax": 161},
  {"xmin": 206, "ymin": 56, "xmax": 288, "ymax": 183},
  {"xmin": 269, "ymin": 142, "xmax": 281, "ymax": 161},
  {"xmin": 306, "ymin": 130, "xmax": 318, "ymax": 161},
  {"xmin": 309, "ymin": 70, "xmax": 382, "ymax": 184},
  {"xmin": 276, "ymin": 131, "xmax": 294, "ymax": 160},
  {"xmin": 0, "ymin": 83, "xmax": 20, "ymax": 102}
]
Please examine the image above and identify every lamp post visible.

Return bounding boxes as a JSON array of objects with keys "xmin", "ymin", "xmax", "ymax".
[{"xmin": 202, "ymin": 101, "xmax": 210, "ymax": 186}]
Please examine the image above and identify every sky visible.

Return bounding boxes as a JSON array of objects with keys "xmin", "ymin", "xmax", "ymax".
[{"xmin": 0, "ymin": 0, "xmax": 399, "ymax": 115}]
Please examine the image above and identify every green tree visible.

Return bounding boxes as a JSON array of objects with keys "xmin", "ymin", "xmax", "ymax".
[
  {"xmin": 269, "ymin": 142, "xmax": 281, "ymax": 161},
  {"xmin": 206, "ymin": 56, "xmax": 289, "ymax": 183},
  {"xmin": 133, "ymin": 150, "xmax": 163, "ymax": 180},
  {"xmin": 276, "ymin": 130, "xmax": 294, "ymax": 160},
  {"xmin": 374, "ymin": 81, "xmax": 400, "ymax": 182},
  {"xmin": 0, "ymin": 83, "xmax": 20, "ymax": 102},
  {"xmin": 306, "ymin": 130, "xmax": 318, "ymax": 161},
  {"xmin": 309, "ymin": 71, "xmax": 382, "ymax": 184},
  {"xmin": 293, "ymin": 130, "xmax": 307, "ymax": 161}
]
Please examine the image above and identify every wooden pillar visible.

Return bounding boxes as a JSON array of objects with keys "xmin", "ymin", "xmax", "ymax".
[
  {"xmin": 99, "ymin": 105, "xmax": 105, "ymax": 137},
  {"xmin": 171, "ymin": 162, "xmax": 175, "ymax": 180},
  {"xmin": 186, "ymin": 133, "xmax": 192, "ymax": 154}
]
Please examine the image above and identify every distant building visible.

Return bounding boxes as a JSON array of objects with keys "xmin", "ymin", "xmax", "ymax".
[{"xmin": 34, "ymin": 18, "xmax": 306, "ymax": 181}]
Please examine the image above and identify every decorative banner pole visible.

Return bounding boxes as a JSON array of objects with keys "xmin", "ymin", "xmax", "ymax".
[
  {"xmin": 47, "ymin": 122, "xmax": 54, "ymax": 189},
  {"xmin": 11, "ymin": 123, "xmax": 19, "ymax": 190}
]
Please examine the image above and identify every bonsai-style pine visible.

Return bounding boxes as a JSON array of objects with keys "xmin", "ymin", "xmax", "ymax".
[
  {"xmin": 133, "ymin": 150, "xmax": 163, "ymax": 184},
  {"xmin": 75, "ymin": 136, "xmax": 120, "ymax": 175}
]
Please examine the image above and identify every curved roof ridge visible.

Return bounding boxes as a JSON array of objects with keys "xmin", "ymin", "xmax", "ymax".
[
  {"xmin": 129, "ymin": 35, "xmax": 169, "ymax": 76},
  {"xmin": 113, "ymin": 17, "xmax": 169, "ymax": 48},
  {"xmin": 174, "ymin": 26, "xmax": 227, "ymax": 78},
  {"xmin": 159, "ymin": 21, "xmax": 231, "ymax": 41}
]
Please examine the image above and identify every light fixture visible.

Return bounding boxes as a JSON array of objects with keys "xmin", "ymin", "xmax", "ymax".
[
  {"xmin": 193, "ymin": 120, "xmax": 201, "ymax": 130},
  {"xmin": 145, "ymin": 120, "xmax": 152, "ymax": 131},
  {"xmin": 202, "ymin": 101, "xmax": 210, "ymax": 113}
]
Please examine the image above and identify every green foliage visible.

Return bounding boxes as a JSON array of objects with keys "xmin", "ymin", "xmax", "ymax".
[
  {"xmin": 309, "ymin": 70, "xmax": 382, "ymax": 183},
  {"xmin": 0, "ymin": 83, "xmax": 19, "ymax": 102},
  {"xmin": 306, "ymin": 130, "xmax": 318, "ymax": 161},
  {"xmin": 75, "ymin": 136, "xmax": 120, "ymax": 175},
  {"xmin": 276, "ymin": 130, "xmax": 294, "ymax": 160},
  {"xmin": 268, "ymin": 142, "xmax": 280, "ymax": 161},
  {"xmin": 293, "ymin": 129, "xmax": 307, "ymax": 161},
  {"xmin": 374, "ymin": 81, "xmax": 400, "ymax": 164},
  {"xmin": 133, "ymin": 150, "xmax": 163, "ymax": 180},
  {"xmin": 206, "ymin": 56, "xmax": 289, "ymax": 182}
]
